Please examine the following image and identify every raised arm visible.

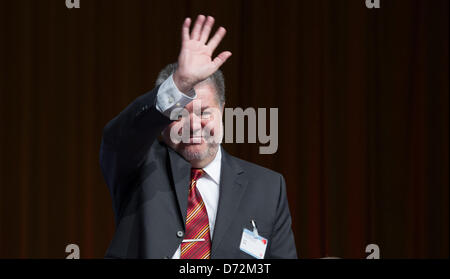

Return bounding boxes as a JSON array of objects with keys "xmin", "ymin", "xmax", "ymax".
[{"xmin": 100, "ymin": 15, "xmax": 231, "ymax": 221}]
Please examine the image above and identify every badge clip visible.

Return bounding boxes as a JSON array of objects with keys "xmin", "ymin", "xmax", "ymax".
[{"xmin": 251, "ymin": 219, "xmax": 259, "ymax": 237}]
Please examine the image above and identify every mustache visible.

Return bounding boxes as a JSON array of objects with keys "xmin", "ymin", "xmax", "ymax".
[{"xmin": 176, "ymin": 128, "xmax": 215, "ymax": 137}]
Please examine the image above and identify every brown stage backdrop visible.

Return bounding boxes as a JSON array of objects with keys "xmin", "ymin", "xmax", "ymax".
[{"xmin": 0, "ymin": 0, "xmax": 448, "ymax": 258}]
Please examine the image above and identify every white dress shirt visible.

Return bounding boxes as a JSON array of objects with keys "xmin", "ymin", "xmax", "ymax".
[{"xmin": 155, "ymin": 75, "xmax": 222, "ymax": 259}]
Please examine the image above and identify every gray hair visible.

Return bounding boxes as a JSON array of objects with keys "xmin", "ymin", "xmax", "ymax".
[{"xmin": 155, "ymin": 63, "xmax": 225, "ymax": 107}]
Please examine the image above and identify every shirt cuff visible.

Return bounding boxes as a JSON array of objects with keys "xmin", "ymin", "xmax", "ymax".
[{"xmin": 156, "ymin": 74, "xmax": 196, "ymax": 118}]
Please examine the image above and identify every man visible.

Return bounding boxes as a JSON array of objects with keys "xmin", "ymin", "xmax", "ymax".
[{"xmin": 100, "ymin": 15, "xmax": 297, "ymax": 259}]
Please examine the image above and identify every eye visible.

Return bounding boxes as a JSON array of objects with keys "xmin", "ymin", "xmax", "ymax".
[{"xmin": 201, "ymin": 111, "xmax": 211, "ymax": 119}]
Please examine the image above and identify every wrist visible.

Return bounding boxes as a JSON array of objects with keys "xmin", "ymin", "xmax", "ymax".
[{"xmin": 173, "ymin": 71, "xmax": 194, "ymax": 94}]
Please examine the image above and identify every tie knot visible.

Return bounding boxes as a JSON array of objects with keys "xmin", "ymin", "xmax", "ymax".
[{"xmin": 191, "ymin": 168, "xmax": 205, "ymax": 182}]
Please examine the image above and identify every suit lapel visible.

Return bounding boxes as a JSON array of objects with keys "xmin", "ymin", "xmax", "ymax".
[
  {"xmin": 167, "ymin": 147, "xmax": 191, "ymax": 228},
  {"xmin": 211, "ymin": 147, "xmax": 247, "ymax": 257}
]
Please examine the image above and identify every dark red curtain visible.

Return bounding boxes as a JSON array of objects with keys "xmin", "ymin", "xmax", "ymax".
[{"xmin": 0, "ymin": 0, "xmax": 448, "ymax": 258}]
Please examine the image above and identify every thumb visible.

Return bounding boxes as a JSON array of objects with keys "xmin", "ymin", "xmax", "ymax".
[{"xmin": 212, "ymin": 51, "xmax": 232, "ymax": 69}]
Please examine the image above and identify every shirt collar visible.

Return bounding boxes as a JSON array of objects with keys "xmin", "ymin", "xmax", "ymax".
[{"xmin": 202, "ymin": 146, "xmax": 222, "ymax": 185}]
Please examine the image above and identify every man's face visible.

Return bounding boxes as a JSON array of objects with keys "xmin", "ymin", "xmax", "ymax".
[{"xmin": 162, "ymin": 81, "xmax": 224, "ymax": 163}]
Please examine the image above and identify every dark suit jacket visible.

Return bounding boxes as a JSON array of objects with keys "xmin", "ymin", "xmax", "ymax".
[{"xmin": 100, "ymin": 86, "xmax": 298, "ymax": 259}]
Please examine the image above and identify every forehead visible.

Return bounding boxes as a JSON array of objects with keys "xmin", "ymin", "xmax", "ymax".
[{"xmin": 186, "ymin": 81, "xmax": 220, "ymax": 109}]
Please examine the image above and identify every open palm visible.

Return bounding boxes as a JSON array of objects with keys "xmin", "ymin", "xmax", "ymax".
[{"xmin": 174, "ymin": 15, "xmax": 232, "ymax": 93}]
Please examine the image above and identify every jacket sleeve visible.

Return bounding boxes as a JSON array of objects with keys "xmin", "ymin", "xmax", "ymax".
[
  {"xmin": 99, "ymin": 86, "xmax": 172, "ymax": 222},
  {"xmin": 266, "ymin": 174, "xmax": 298, "ymax": 259}
]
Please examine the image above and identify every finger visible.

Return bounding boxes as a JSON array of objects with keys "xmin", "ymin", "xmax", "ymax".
[
  {"xmin": 191, "ymin": 15, "xmax": 206, "ymax": 41},
  {"xmin": 207, "ymin": 27, "xmax": 227, "ymax": 52},
  {"xmin": 199, "ymin": 16, "xmax": 215, "ymax": 43},
  {"xmin": 212, "ymin": 51, "xmax": 232, "ymax": 69},
  {"xmin": 182, "ymin": 17, "xmax": 191, "ymax": 41}
]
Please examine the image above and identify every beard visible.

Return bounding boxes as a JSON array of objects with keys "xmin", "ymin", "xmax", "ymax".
[{"xmin": 179, "ymin": 141, "xmax": 219, "ymax": 162}]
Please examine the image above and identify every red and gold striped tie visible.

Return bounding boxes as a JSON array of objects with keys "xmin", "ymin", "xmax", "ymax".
[{"xmin": 180, "ymin": 168, "xmax": 211, "ymax": 259}]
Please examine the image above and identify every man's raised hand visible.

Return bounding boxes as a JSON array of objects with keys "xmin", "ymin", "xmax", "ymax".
[{"xmin": 173, "ymin": 15, "xmax": 232, "ymax": 93}]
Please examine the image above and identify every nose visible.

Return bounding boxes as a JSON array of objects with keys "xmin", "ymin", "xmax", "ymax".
[{"xmin": 189, "ymin": 112, "xmax": 202, "ymax": 134}]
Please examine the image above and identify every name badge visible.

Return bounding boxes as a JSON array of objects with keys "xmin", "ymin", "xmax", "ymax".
[{"xmin": 239, "ymin": 228, "xmax": 268, "ymax": 259}]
